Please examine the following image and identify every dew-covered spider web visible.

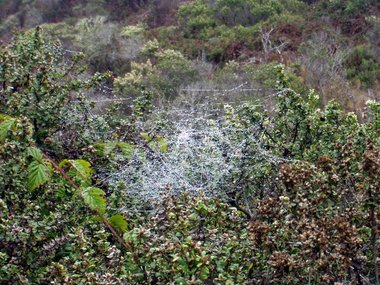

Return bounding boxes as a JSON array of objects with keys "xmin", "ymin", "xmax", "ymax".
[{"xmin": 104, "ymin": 88, "xmax": 293, "ymax": 206}]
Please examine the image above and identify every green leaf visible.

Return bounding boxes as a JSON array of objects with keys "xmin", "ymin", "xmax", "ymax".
[
  {"xmin": 118, "ymin": 142, "xmax": 135, "ymax": 157},
  {"xmin": 0, "ymin": 117, "xmax": 16, "ymax": 141},
  {"xmin": 27, "ymin": 147, "xmax": 44, "ymax": 162},
  {"xmin": 59, "ymin": 159, "xmax": 92, "ymax": 179},
  {"xmin": 94, "ymin": 141, "xmax": 118, "ymax": 156},
  {"xmin": 103, "ymin": 142, "xmax": 118, "ymax": 156},
  {"xmin": 199, "ymin": 266, "xmax": 210, "ymax": 280},
  {"xmin": 71, "ymin": 160, "xmax": 92, "ymax": 179},
  {"xmin": 109, "ymin": 214, "xmax": 128, "ymax": 232},
  {"xmin": 59, "ymin": 159, "xmax": 70, "ymax": 168},
  {"xmin": 28, "ymin": 161, "xmax": 51, "ymax": 190},
  {"xmin": 81, "ymin": 187, "xmax": 106, "ymax": 213},
  {"xmin": 140, "ymin": 132, "xmax": 150, "ymax": 141},
  {"xmin": 156, "ymin": 135, "xmax": 168, "ymax": 152}
]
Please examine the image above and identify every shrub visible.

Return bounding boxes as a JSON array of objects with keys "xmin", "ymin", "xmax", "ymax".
[
  {"xmin": 0, "ymin": 31, "xmax": 130, "ymax": 284},
  {"xmin": 345, "ymin": 45, "xmax": 380, "ymax": 88},
  {"xmin": 115, "ymin": 44, "xmax": 198, "ymax": 100},
  {"xmin": 75, "ymin": 16, "xmax": 138, "ymax": 74},
  {"xmin": 177, "ymin": 0, "xmax": 215, "ymax": 38},
  {"xmin": 109, "ymin": 71, "xmax": 380, "ymax": 283},
  {"xmin": 121, "ymin": 193, "xmax": 252, "ymax": 284},
  {"xmin": 0, "ymin": 28, "xmax": 108, "ymax": 148}
]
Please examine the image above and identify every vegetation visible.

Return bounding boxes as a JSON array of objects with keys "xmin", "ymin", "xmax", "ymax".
[{"xmin": 0, "ymin": 0, "xmax": 380, "ymax": 284}]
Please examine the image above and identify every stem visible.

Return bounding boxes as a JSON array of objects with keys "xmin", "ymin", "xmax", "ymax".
[{"xmin": 43, "ymin": 154, "xmax": 131, "ymax": 251}]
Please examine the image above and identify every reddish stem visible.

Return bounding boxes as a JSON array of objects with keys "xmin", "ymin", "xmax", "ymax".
[{"xmin": 43, "ymin": 154, "xmax": 130, "ymax": 250}]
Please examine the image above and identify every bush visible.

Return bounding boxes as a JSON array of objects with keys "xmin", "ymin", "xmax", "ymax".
[
  {"xmin": 115, "ymin": 44, "xmax": 198, "ymax": 100},
  {"xmin": 75, "ymin": 16, "xmax": 140, "ymax": 74},
  {"xmin": 121, "ymin": 193, "xmax": 252, "ymax": 284},
  {"xmin": 345, "ymin": 45, "xmax": 380, "ymax": 88},
  {"xmin": 0, "ymin": 28, "xmax": 108, "ymax": 148},
  {"xmin": 177, "ymin": 0, "xmax": 215, "ymax": 38},
  {"xmin": 176, "ymin": 0, "xmax": 306, "ymax": 61},
  {"xmin": 109, "ymin": 70, "xmax": 380, "ymax": 284},
  {"xmin": 0, "ymin": 31, "xmax": 128, "ymax": 284},
  {"xmin": 2, "ymin": 29, "xmax": 380, "ymax": 285}
]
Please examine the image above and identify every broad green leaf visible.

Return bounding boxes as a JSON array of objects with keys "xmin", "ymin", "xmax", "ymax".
[
  {"xmin": 59, "ymin": 159, "xmax": 70, "ymax": 168},
  {"xmin": 71, "ymin": 160, "xmax": 92, "ymax": 179},
  {"xmin": 0, "ymin": 114, "xmax": 12, "ymax": 120},
  {"xmin": 28, "ymin": 161, "xmax": 51, "ymax": 190},
  {"xmin": 81, "ymin": 187, "xmax": 106, "ymax": 213},
  {"xmin": 103, "ymin": 142, "xmax": 117, "ymax": 156},
  {"xmin": 59, "ymin": 159, "xmax": 92, "ymax": 179},
  {"xmin": 27, "ymin": 147, "xmax": 44, "ymax": 162},
  {"xmin": 0, "ymin": 117, "xmax": 16, "ymax": 141},
  {"xmin": 109, "ymin": 214, "xmax": 128, "ymax": 232}
]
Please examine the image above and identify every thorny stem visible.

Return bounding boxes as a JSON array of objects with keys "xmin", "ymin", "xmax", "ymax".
[{"xmin": 43, "ymin": 154, "xmax": 131, "ymax": 251}]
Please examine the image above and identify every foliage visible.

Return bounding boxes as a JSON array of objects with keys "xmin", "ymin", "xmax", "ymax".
[
  {"xmin": 74, "ymin": 16, "xmax": 139, "ymax": 74},
  {"xmin": 107, "ymin": 65, "xmax": 380, "ymax": 284},
  {"xmin": 317, "ymin": 0, "xmax": 379, "ymax": 36},
  {"xmin": 176, "ymin": 0, "xmax": 307, "ymax": 61},
  {"xmin": 114, "ymin": 43, "xmax": 198, "ymax": 100},
  {"xmin": 1, "ymin": 11, "xmax": 380, "ymax": 285},
  {"xmin": 0, "ymin": 113, "xmax": 130, "ymax": 284},
  {"xmin": 0, "ymin": 31, "xmax": 131, "ymax": 284},
  {"xmin": 177, "ymin": 0, "xmax": 215, "ymax": 38},
  {"xmin": 0, "ymin": 28, "xmax": 108, "ymax": 149},
  {"xmin": 120, "ymin": 24, "xmax": 146, "ymax": 39},
  {"xmin": 122, "ymin": 193, "xmax": 252, "ymax": 284},
  {"xmin": 345, "ymin": 45, "xmax": 380, "ymax": 88}
]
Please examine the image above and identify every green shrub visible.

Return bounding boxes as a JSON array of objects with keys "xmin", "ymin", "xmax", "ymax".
[
  {"xmin": 74, "ymin": 16, "xmax": 135, "ymax": 74},
  {"xmin": 0, "ymin": 30, "xmax": 131, "ymax": 284},
  {"xmin": 177, "ymin": 0, "xmax": 215, "ymax": 38},
  {"xmin": 115, "ymin": 44, "xmax": 198, "ymax": 99},
  {"xmin": 345, "ymin": 45, "xmax": 380, "ymax": 88},
  {"xmin": 176, "ymin": 0, "xmax": 306, "ymax": 61},
  {"xmin": 2, "ymin": 28, "xmax": 380, "ymax": 285},
  {"xmin": 0, "ymin": 28, "xmax": 108, "ymax": 147}
]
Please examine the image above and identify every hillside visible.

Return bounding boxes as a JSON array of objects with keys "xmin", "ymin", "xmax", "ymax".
[{"xmin": 1, "ymin": 0, "xmax": 379, "ymax": 110}]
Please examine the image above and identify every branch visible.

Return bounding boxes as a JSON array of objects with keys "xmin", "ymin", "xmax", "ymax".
[{"xmin": 43, "ymin": 154, "xmax": 131, "ymax": 251}]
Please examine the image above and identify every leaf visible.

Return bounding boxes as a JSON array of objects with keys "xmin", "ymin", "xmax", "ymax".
[
  {"xmin": 109, "ymin": 214, "xmax": 128, "ymax": 232},
  {"xmin": 81, "ymin": 187, "xmax": 106, "ymax": 213},
  {"xmin": 0, "ymin": 117, "xmax": 16, "ymax": 141},
  {"xmin": 28, "ymin": 161, "xmax": 51, "ymax": 190},
  {"xmin": 93, "ymin": 142, "xmax": 106, "ymax": 156},
  {"xmin": 27, "ymin": 147, "xmax": 44, "ymax": 162},
  {"xmin": 118, "ymin": 142, "xmax": 135, "ymax": 157},
  {"xmin": 156, "ymin": 135, "xmax": 168, "ymax": 152},
  {"xmin": 94, "ymin": 141, "xmax": 117, "ymax": 156},
  {"xmin": 103, "ymin": 142, "xmax": 118, "ymax": 156},
  {"xmin": 59, "ymin": 159, "xmax": 70, "ymax": 168},
  {"xmin": 140, "ymin": 132, "xmax": 150, "ymax": 141},
  {"xmin": 59, "ymin": 159, "xmax": 92, "ymax": 180},
  {"xmin": 199, "ymin": 266, "xmax": 210, "ymax": 280},
  {"xmin": 0, "ymin": 114, "xmax": 12, "ymax": 120},
  {"xmin": 71, "ymin": 160, "xmax": 92, "ymax": 179}
]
